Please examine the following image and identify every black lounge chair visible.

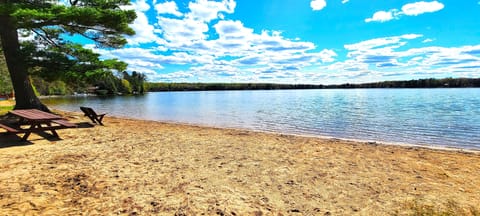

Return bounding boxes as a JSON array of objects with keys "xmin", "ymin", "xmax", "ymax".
[{"xmin": 80, "ymin": 106, "xmax": 106, "ymax": 125}]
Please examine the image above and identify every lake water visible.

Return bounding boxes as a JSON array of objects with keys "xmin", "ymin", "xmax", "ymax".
[{"xmin": 42, "ymin": 88, "xmax": 480, "ymax": 150}]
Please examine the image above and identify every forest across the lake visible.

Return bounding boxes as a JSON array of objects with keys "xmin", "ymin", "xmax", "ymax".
[{"xmin": 146, "ymin": 77, "xmax": 480, "ymax": 92}]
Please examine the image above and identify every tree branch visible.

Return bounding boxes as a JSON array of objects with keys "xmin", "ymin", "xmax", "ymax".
[
  {"xmin": 69, "ymin": 0, "xmax": 78, "ymax": 6},
  {"xmin": 31, "ymin": 28, "xmax": 61, "ymax": 48}
]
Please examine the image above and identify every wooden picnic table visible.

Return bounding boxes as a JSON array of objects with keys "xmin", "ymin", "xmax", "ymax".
[
  {"xmin": 0, "ymin": 109, "xmax": 76, "ymax": 141},
  {"xmin": 10, "ymin": 109, "xmax": 64, "ymax": 122}
]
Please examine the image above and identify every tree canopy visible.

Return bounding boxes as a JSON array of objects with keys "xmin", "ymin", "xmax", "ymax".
[
  {"xmin": 1, "ymin": 0, "xmax": 135, "ymax": 47},
  {"xmin": 0, "ymin": 0, "xmax": 136, "ymax": 110}
]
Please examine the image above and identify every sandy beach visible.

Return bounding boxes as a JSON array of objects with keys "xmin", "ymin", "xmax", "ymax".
[{"xmin": 1, "ymin": 110, "xmax": 479, "ymax": 215}]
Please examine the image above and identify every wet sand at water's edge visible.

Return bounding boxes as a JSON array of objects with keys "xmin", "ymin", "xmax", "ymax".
[{"xmin": 1, "ymin": 110, "xmax": 479, "ymax": 215}]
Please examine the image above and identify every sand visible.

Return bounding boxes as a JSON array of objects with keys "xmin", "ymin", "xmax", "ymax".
[
  {"xmin": 0, "ymin": 111, "xmax": 479, "ymax": 215},
  {"xmin": 0, "ymin": 100, "xmax": 14, "ymax": 107}
]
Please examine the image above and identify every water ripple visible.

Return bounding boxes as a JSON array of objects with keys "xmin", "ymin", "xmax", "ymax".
[{"xmin": 43, "ymin": 88, "xmax": 480, "ymax": 150}]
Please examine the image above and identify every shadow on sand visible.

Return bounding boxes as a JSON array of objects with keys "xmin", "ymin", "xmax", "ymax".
[
  {"xmin": 0, "ymin": 134, "xmax": 33, "ymax": 148},
  {"xmin": 75, "ymin": 122, "xmax": 95, "ymax": 129},
  {"xmin": 0, "ymin": 121, "xmax": 95, "ymax": 148}
]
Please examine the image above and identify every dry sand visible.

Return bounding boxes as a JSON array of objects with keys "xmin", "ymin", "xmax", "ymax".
[
  {"xmin": 1, "ymin": 111, "xmax": 479, "ymax": 215},
  {"xmin": 0, "ymin": 100, "xmax": 14, "ymax": 107}
]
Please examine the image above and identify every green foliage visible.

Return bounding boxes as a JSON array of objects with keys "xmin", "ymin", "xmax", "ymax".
[
  {"xmin": 22, "ymin": 38, "xmax": 131, "ymax": 95},
  {"xmin": 91, "ymin": 71, "xmax": 118, "ymax": 94},
  {"xmin": 7, "ymin": 1, "xmax": 136, "ymax": 48},
  {"xmin": 120, "ymin": 79, "xmax": 132, "ymax": 94},
  {"xmin": 147, "ymin": 78, "xmax": 480, "ymax": 92},
  {"xmin": 103, "ymin": 59, "xmax": 128, "ymax": 72},
  {"xmin": 147, "ymin": 82, "xmax": 326, "ymax": 91},
  {"xmin": 30, "ymin": 76, "xmax": 71, "ymax": 96},
  {"xmin": 0, "ymin": 105, "xmax": 14, "ymax": 115},
  {"xmin": 47, "ymin": 80, "xmax": 69, "ymax": 95},
  {"xmin": 122, "ymin": 71, "xmax": 146, "ymax": 94},
  {"xmin": 30, "ymin": 76, "xmax": 40, "ymax": 96},
  {"xmin": 0, "ymin": 0, "xmax": 138, "ymax": 100},
  {"xmin": 331, "ymin": 78, "xmax": 480, "ymax": 88},
  {"xmin": 142, "ymin": 82, "xmax": 149, "ymax": 92},
  {"xmin": 95, "ymin": 89, "xmax": 109, "ymax": 96}
]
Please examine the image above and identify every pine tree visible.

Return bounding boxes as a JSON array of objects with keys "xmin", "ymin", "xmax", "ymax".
[{"xmin": 0, "ymin": 0, "xmax": 136, "ymax": 111}]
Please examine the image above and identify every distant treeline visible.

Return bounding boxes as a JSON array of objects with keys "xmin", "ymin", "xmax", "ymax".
[
  {"xmin": 147, "ymin": 83, "xmax": 325, "ymax": 91},
  {"xmin": 329, "ymin": 77, "xmax": 480, "ymax": 88},
  {"xmin": 147, "ymin": 78, "xmax": 480, "ymax": 92}
]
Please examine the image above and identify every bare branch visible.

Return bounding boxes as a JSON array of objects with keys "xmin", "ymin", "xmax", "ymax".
[{"xmin": 31, "ymin": 28, "xmax": 61, "ymax": 48}]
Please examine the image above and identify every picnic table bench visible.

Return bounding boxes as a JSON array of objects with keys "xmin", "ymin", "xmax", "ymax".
[{"xmin": 0, "ymin": 109, "xmax": 76, "ymax": 141}]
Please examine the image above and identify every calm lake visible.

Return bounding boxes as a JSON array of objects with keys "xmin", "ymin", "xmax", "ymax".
[{"xmin": 42, "ymin": 88, "xmax": 480, "ymax": 150}]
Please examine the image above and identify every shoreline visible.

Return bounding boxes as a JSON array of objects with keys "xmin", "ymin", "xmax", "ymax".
[
  {"xmin": 95, "ymin": 111, "xmax": 480, "ymax": 154},
  {"xmin": 1, "ymin": 111, "xmax": 480, "ymax": 214},
  {"xmin": 2, "ymin": 103, "xmax": 479, "ymax": 153}
]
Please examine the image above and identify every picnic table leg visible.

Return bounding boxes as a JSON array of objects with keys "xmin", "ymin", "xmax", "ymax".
[
  {"xmin": 21, "ymin": 123, "xmax": 38, "ymax": 141},
  {"xmin": 46, "ymin": 122, "xmax": 59, "ymax": 137}
]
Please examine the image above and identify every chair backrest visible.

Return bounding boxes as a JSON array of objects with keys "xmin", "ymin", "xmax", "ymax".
[{"xmin": 80, "ymin": 106, "xmax": 95, "ymax": 116}]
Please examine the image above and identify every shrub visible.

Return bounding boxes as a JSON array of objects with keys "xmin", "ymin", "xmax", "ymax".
[
  {"xmin": 47, "ymin": 80, "xmax": 69, "ymax": 95},
  {"xmin": 120, "ymin": 79, "xmax": 132, "ymax": 94}
]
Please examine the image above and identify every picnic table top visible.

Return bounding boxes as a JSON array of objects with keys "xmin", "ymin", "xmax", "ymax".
[{"xmin": 9, "ymin": 109, "xmax": 63, "ymax": 121}]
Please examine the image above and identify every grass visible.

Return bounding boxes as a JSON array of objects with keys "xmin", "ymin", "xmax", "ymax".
[
  {"xmin": 396, "ymin": 198, "xmax": 480, "ymax": 216},
  {"xmin": 0, "ymin": 105, "xmax": 13, "ymax": 115},
  {"xmin": 0, "ymin": 100, "xmax": 14, "ymax": 115}
]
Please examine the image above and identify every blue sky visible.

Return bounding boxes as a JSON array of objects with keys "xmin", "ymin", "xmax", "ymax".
[{"xmin": 86, "ymin": 0, "xmax": 480, "ymax": 84}]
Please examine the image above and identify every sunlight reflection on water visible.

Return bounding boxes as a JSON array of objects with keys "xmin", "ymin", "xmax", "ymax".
[{"xmin": 43, "ymin": 88, "xmax": 480, "ymax": 150}]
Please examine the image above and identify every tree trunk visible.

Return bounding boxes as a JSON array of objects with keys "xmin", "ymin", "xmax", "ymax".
[{"xmin": 0, "ymin": 14, "xmax": 50, "ymax": 111}]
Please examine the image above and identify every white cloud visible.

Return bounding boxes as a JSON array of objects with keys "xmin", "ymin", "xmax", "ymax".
[
  {"xmin": 311, "ymin": 0, "xmax": 327, "ymax": 11},
  {"xmin": 402, "ymin": 34, "xmax": 423, "ymax": 40},
  {"xmin": 332, "ymin": 35, "xmax": 480, "ymax": 83},
  {"xmin": 119, "ymin": 0, "xmax": 339, "ymax": 82},
  {"xmin": 155, "ymin": 1, "xmax": 183, "ymax": 17},
  {"xmin": 157, "ymin": 71, "xmax": 196, "ymax": 81},
  {"xmin": 401, "ymin": 1, "xmax": 444, "ymax": 16},
  {"xmin": 344, "ymin": 34, "xmax": 422, "ymax": 52},
  {"xmin": 366, "ymin": 1, "xmax": 445, "ymax": 23},
  {"xmin": 127, "ymin": 11, "xmax": 165, "ymax": 45},
  {"xmin": 18, "ymin": 29, "xmax": 35, "ymax": 42},
  {"xmin": 365, "ymin": 10, "xmax": 396, "ymax": 23},
  {"xmin": 342, "ymin": 0, "xmax": 349, "ymax": 4},
  {"xmin": 89, "ymin": 1, "xmax": 479, "ymax": 84},
  {"xmin": 157, "ymin": 17, "xmax": 209, "ymax": 45},
  {"xmin": 90, "ymin": 46, "xmax": 217, "ymax": 76},
  {"xmin": 422, "ymin": 38, "xmax": 434, "ymax": 43},
  {"xmin": 135, "ymin": 0, "xmax": 151, "ymax": 11},
  {"xmin": 92, "ymin": 47, "xmax": 158, "ymax": 60},
  {"xmin": 253, "ymin": 30, "xmax": 316, "ymax": 53},
  {"xmin": 317, "ymin": 49, "xmax": 338, "ymax": 62},
  {"xmin": 191, "ymin": 64, "xmax": 240, "ymax": 76},
  {"xmin": 188, "ymin": 0, "xmax": 236, "ymax": 22},
  {"xmin": 121, "ymin": 0, "xmax": 150, "ymax": 12},
  {"xmin": 152, "ymin": 16, "xmax": 337, "ymax": 82},
  {"xmin": 214, "ymin": 20, "xmax": 253, "ymax": 40},
  {"xmin": 118, "ymin": 0, "xmax": 168, "ymax": 45},
  {"xmin": 154, "ymin": 0, "xmax": 239, "ymax": 47}
]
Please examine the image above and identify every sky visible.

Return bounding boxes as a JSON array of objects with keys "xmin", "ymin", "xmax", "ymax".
[{"xmin": 86, "ymin": 0, "xmax": 480, "ymax": 84}]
